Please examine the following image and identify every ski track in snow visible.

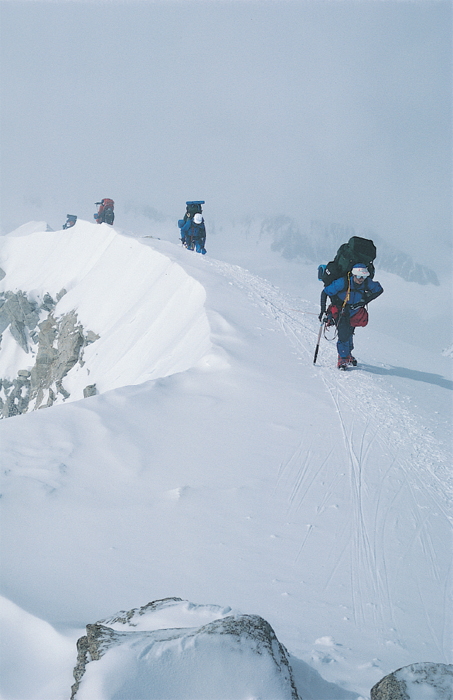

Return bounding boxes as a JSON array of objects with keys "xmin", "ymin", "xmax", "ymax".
[
  {"xmin": 209, "ymin": 258, "xmax": 451, "ymax": 499},
  {"xmin": 209, "ymin": 258, "xmax": 452, "ymax": 659}
]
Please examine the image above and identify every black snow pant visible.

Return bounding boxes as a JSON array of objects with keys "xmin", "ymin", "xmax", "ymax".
[{"xmin": 337, "ymin": 311, "xmax": 355, "ymax": 358}]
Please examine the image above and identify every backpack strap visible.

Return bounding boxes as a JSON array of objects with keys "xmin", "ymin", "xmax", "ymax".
[
  {"xmin": 341, "ymin": 273, "xmax": 352, "ymax": 312},
  {"xmin": 328, "ymin": 275, "xmax": 347, "ymax": 309}
]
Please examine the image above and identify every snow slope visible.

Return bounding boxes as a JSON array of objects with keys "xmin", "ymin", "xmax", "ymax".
[
  {"xmin": 0, "ymin": 222, "xmax": 210, "ymax": 400},
  {"xmin": 0, "ymin": 220, "xmax": 451, "ymax": 699}
]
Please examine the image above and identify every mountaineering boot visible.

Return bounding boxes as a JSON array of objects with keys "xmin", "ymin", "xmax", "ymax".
[
  {"xmin": 337, "ymin": 355, "xmax": 348, "ymax": 370},
  {"xmin": 346, "ymin": 354, "xmax": 357, "ymax": 366}
]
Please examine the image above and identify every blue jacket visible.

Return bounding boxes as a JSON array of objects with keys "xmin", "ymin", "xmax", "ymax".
[
  {"xmin": 181, "ymin": 219, "xmax": 206, "ymax": 242},
  {"xmin": 322, "ymin": 275, "xmax": 383, "ymax": 316}
]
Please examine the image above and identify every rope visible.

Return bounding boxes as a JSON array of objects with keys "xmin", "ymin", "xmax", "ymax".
[
  {"xmin": 341, "ymin": 272, "xmax": 352, "ymax": 311},
  {"xmin": 323, "ymin": 323, "xmax": 337, "ymax": 341}
]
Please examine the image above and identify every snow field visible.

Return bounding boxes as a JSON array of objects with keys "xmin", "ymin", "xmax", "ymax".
[{"xmin": 0, "ymin": 221, "xmax": 451, "ymax": 699}]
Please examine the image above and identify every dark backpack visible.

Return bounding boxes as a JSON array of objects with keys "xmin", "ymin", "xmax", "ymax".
[
  {"xmin": 101, "ymin": 198, "xmax": 114, "ymax": 225},
  {"xmin": 185, "ymin": 200, "xmax": 204, "ymax": 217},
  {"xmin": 94, "ymin": 200, "xmax": 114, "ymax": 224},
  {"xmin": 319, "ymin": 236, "xmax": 376, "ymax": 286},
  {"xmin": 104, "ymin": 207, "xmax": 114, "ymax": 225},
  {"xmin": 179, "ymin": 200, "xmax": 205, "ymax": 229}
]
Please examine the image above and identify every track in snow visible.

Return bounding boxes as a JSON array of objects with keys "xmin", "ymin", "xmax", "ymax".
[{"xmin": 209, "ymin": 258, "xmax": 452, "ymax": 660}]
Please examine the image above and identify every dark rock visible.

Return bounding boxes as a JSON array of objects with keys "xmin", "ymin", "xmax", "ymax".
[
  {"xmin": 371, "ymin": 662, "xmax": 453, "ymax": 700},
  {"xmin": 0, "ymin": 289, "xmax": 100, "ymax": 418},
  {"xmin": 41, "ymin": 292, "xmax": 55, "ymax": 312},
  {"xmin": 71, "ymin": 599, "xmax": 301, "ymax": 700},
  {"xmin": 0, "ymin": 291, "xmax": 40, "ymax": 351}
]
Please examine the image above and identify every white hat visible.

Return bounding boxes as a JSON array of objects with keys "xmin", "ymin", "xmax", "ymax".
[{"xmin": 352, "ymin": 264, "xmax": 369, "ymax": 278}]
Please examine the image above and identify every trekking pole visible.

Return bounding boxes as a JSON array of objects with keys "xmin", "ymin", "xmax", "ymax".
[{"xmin": 313, "ymin": 319, "xmax": 324, "ymax": 364}]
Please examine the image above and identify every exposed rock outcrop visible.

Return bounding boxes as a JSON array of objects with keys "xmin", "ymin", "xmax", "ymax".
[
  {"xmin": 0, "ymin": 290, "xmax": 41, "ymax": 352},
  {"xmin": 0, "ymin": 289, "xmax": 99, "ymax": 417},
  {"xmin": 71, "ymin": 598, "xmax": 301, "ymax": 700},
  {"xmin": 371, "ymin": 662, "xmax": 453, "ymax": 700}
]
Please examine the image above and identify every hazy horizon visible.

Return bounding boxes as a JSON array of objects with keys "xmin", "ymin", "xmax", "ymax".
[{"xmin": 1, "ymin": 1, "xmax": 451, "ymax": 270}]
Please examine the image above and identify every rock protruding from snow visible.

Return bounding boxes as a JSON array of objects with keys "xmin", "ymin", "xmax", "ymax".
[
  {"xmin": 0, "ymin": 290, "xmax": 41, "ymax": 352},
  {"xmin": 0, "ymin": 289, "xmax": 99, "ymax": 417},
  {"xmin": 71, "ymin": 598, "xmax": 301, "ymax": 700},
  {"xmin": 371, "ymin": 662, "xmax": 453, "ymax": 700}
]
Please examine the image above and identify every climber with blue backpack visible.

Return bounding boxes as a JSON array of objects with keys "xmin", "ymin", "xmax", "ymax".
[
  {"xmin": 181, "ymin": 213, "xmax": 207, "ymax": 253},
  {"xmin": 179, "ymin": 202, "xmax": 207, "ymax": 254},
  {"xmin": 319, "ymin": 263, "xmax": 383, "ymax": 369}
]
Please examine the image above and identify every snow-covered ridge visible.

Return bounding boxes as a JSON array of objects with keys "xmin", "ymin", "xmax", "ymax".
[
  {"xmin": 0, "ymin": 218, "xmax": 451, "ymax": 700},
  {"xmin": 0, "ymin": 221, "xmax": 211, "ymax": 414}
]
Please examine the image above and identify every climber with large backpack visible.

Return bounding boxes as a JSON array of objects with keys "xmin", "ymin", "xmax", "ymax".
[
  {"xmin": 178, "ymin": 201, "xmax": 206, "ymax": 254},
  {"xmin": 315, "ymin": 237, "xmax": 383, "ymax": 369},
  {"xmin": 94, "ymin": 198, "xmax": 115, "ymax": 225},
  {"xmin": 181, "ymin": 212, "xmax": 207, "ymax": 254}
]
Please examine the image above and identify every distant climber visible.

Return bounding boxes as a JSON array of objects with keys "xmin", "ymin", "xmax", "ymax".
[
  {"xmin": 63, "ymin": 215, "xmax": 77, "ymax": 229},
  {"xmin": 94, "ymin": 199, "xmax": 115, "ymax": 225},
  {"xmin": 180, "ymin": 212, "xmax": 207, "ymax": 254},
  {"xmin": 319, "ymin": 263, "xmax": 383, "ymax": 369}
]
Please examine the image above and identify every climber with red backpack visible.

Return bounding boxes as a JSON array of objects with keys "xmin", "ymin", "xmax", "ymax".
[
  {"xmin": 94, "ymin": 198, "xmax": 115, "ymax": 225},
  {"xmin": 319, "ymin": 263, "xmax": 383, "ymax": 369},
  {"xmin": 314, "ymin": 236, "xmax": 383, "ymax": 369}
]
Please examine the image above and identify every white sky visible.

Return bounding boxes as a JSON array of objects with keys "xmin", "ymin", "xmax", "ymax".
[{"xmin": 0, "ymin": 1, "xmax": 452, "ymax": 268}]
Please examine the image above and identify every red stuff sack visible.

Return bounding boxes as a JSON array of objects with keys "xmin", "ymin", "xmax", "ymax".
[{"xmin": 350, "ymin": 308, "xmax": 368, "ymax": 327}]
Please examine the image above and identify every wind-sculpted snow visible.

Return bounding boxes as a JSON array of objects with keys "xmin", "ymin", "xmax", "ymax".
[{"xmin": 0, "ymin": 221, "xmax": 211, "ymax": 411}]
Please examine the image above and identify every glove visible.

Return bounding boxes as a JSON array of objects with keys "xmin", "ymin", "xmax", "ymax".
[
  {"xmin": 349, "ymin": 300, "xmax": 366, "ymax": 310},
  {"xmin": 318, "ymin": 311, "xmax": 325, "ymax": 321}
]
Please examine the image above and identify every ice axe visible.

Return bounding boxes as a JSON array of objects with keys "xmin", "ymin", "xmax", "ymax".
[{"xmin": 313, "ymin": 318, "xmax": 325, "ymax": 364}]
